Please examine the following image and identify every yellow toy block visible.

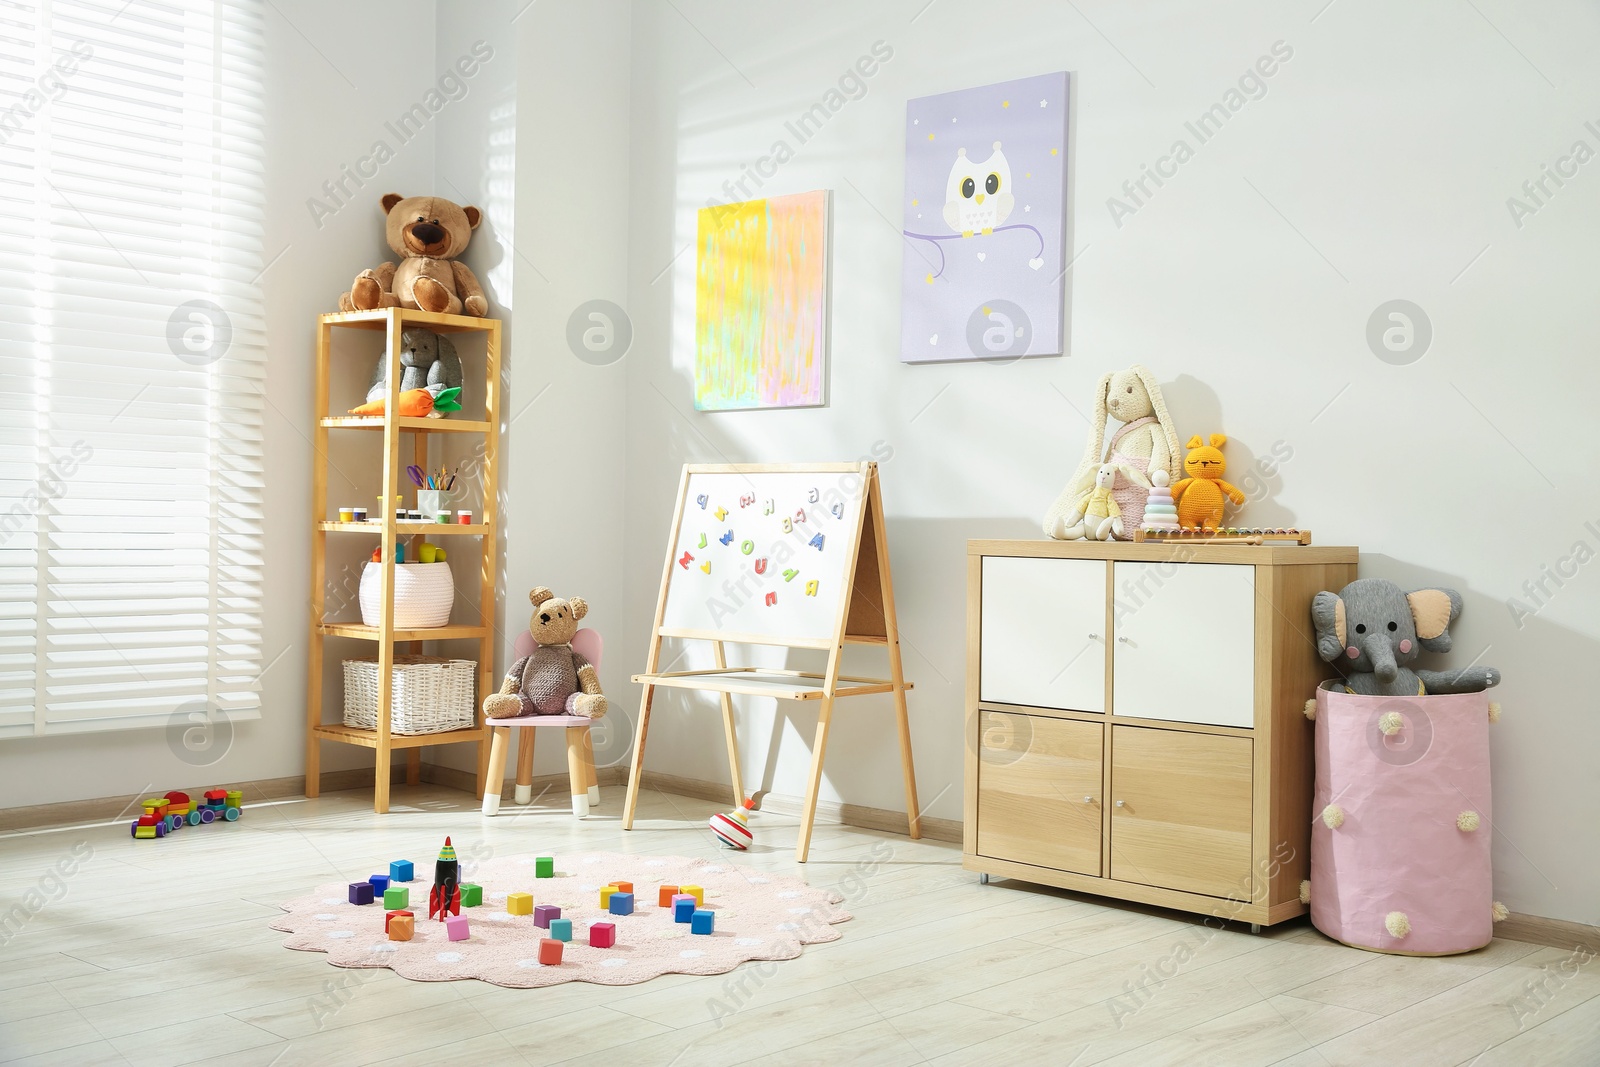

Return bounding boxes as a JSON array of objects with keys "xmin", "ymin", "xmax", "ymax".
[
  {"xmin": 388, "ymin": 914, "xmax": 414, "ymax": 941},
  {"xmin": 599, "ymin": 886, "xmax": 616, "ymax": 909},
  {"xmin": 507, "ymin": 892, "xmax": 533, "ymax": 915},
  {"xmin": 679, "ymin": 884, "xmax": 704, "ymax": 905},
  {"xmin": 134, "ymin": 826, "xmax": 156, "ymax": 839}
]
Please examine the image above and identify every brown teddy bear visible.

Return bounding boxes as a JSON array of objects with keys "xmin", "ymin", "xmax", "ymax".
[
  {"xmin": 482, "ymin": 587, "xmax": 607, "ymax": 719},
  {"xmin": 339, "ymin": 193, "xmax": 489, "ymax": 317}
]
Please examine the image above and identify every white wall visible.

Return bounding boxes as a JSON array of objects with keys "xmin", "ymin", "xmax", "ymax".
[{"xmin": 619, "ymin": 0, "xmax": 1600, "ymax": 925}]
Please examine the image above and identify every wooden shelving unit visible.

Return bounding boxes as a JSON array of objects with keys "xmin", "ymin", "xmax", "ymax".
[{"xmin": 305, "ymin": 308, "xmax": 502, "ymax": 813}]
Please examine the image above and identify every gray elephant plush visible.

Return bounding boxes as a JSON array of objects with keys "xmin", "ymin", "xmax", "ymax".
[
  {"xmin": 1311, "ymin": 578, "xmax": 1500, "ymax": 696},
  {"xmin": 365, "ymin": 327, "xmax": 463, "ymax": 407}
]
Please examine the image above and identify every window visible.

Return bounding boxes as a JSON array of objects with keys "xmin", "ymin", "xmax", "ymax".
[{"xmin": 0, "ymin": 0, "xmax": 266, "ymax": 737}]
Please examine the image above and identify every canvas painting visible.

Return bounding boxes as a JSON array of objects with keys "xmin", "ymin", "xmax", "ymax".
[
  {"xmin": 695, "ymin": 190, "xmax": 830, "ymax": 410},
  {"xmin": 899, "ymin": 71, "xmax": 1073, "ymax": 364}
]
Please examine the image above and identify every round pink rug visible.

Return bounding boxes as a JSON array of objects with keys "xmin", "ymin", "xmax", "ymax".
[{"xmin": 271, "ymin": 851, "xmax": 850, "ymax": 987}]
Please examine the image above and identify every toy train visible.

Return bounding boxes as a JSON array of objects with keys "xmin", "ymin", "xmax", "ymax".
[{"xmin": 131, "ymin": 789, "xmax": 241, "ymax": 839}]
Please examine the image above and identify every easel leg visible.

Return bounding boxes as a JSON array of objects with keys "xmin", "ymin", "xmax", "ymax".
[
  {"xmin": 482, "ymin": 727, "xmax": 509, "ymax": 816},
  {"xmin": 515, "ymin": 727, "xmax": 536, "ymax": 805},
  {"xmin": 795, "ymin": 697, "xmax": 835, "ymax": 863},
  {"xmin": 622, "ymin": 685, "xmax": 653, "ymax": 830},
  {"xmin": 713, "ymin": 641, "xmax": 744, "ymax": 808},
  {"xmin": 566, "ymin": 727, "xmax": 589, "ymax": 818}
]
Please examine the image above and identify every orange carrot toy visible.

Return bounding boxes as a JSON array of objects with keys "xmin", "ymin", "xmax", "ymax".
[{"xmin": 348, "ymin": 387, "xmax": 461, "ymax": 419}]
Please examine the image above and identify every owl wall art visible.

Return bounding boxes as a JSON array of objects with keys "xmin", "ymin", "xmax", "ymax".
[{"xmin": 899, "ymin": 71, "xmax": 1073, "ymax": 364}]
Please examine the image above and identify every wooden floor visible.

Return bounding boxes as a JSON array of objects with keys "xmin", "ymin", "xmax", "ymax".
[{"xmin": 1, "ymin": 784, "xmax": 1595, "ymax": 1067}]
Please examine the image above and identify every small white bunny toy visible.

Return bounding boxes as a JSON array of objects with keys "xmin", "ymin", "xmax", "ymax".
[{"xmin": 1063, "ymin": 463, "xmax": 1127, "ymax": 540}]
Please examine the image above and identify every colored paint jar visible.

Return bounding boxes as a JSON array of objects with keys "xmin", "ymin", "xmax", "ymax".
[
  {"xmin": 457, "ymin": 510, "xmax": 472, "ymax": 525},
  {"xmin": 338, "ymin": 506, "xmax": 355, "ymax": 522},
  {"xmin": 352, "ymin": 507, "xmax": 368, "ymax": 523},
  {"xmin": 437, "ymin": 512, "xmax": 450, "ymax": 524}
]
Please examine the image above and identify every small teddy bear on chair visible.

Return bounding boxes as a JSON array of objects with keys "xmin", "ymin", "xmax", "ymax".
[{"xmin": 483, "ymin": 588, "xmax": 607, "ymax": 719}]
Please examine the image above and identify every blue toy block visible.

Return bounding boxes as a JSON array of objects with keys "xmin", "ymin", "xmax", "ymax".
[
  {"xmin": 348, "ymin": 881, "xmax": 374, "ymax": 905},
  {"xmin": 390, "ymin": 860, "xmax": 414, "ymax": 883},
  {"xmin": 608, "ymin": 892, "xmax": 634, "ymax": 916},
  {"xmin": 673, "ymin": 898, "xmax": 696, "ymax": 923},
  {"xmin": 691, "ymin": 909, "xmax": 715, "ymax": 935},
  {"xmin": 369, "ymin": 875, "xmax": 391, "ymax": 894},
  {"xmin": 549, "ymin": 918, "xmax": 572, "ymax": 942}
]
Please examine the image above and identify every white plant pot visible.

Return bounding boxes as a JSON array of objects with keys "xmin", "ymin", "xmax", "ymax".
[{"xmin": 359, "ymin": 562, "xmax": 455, "ymax": 629}]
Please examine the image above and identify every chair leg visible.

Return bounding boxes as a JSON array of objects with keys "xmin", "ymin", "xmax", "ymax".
[
  {"xmin": 565, "ymin": 727, "xmax": 590, "ymax": 818},
  {"xmin": 584, "ymin": 732, "xmax": 600, "ymax": 806},
  {"xmin": 515, "ymin": 727, "xmax": 536, "ymax": 805},
  {"xmin": 482, "ymin": 727, "xmax": 510, "ymax": 816}
]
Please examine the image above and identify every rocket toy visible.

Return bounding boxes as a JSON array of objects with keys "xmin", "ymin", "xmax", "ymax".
[{"xmin": 429, "ymin": 836, "xmax": 461, "ymax": 921}]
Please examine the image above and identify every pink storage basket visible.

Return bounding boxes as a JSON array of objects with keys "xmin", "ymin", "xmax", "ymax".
[{"xmin": 1310, "ymin": 682, "xmax": 1498, "ymax": 955}]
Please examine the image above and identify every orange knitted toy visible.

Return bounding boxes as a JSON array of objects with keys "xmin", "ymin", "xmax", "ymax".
[{"xmin": 1170, "ymin": 434, "xmax": 1245, "ymax": 530}]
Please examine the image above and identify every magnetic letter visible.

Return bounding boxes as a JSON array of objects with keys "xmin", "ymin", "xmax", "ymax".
[
  {"xmin": 740, "ymin": 540, "xmax": 754, "ymax": 555},
  {"xmin": 700, "ymin": 561, "xmax": 711, "ymax": 574},
  {"xmin": 809, "ymin": 533, "xmax": 824, "ymax": 550},
  {"xmin": 831, "ymin": 502, "xmax": 843, "ymax": 519},
  {"xmin": 805, "ymin": 580, "xmax": 818, "ymax": 596},
  {"xmin": 763, "ymin": 498, "xmax": 774, "ymax": 515},
  {"xmin": 678, "ymin": 552, "xmax": 694, "ymax": 569},
  {"xmin": 808, "ymin": 488, "xmax": 819, "ymax": 503},
  {"xmin": 765, "ymin": 592, "xmax": 777, "ymax": 606},
  {"xmin": 714, "ymin": 507, "xmax": 727, "ymax": 521},
  {"xmin": 754, "ymin": 558, "xmax": 768, "ymax": 574},
  {"xmin": 696, "ymin": 494, "xmax": 708, "ymax": 509},
  {"xmin": 794, "ymin": 509, "xmax": 806, "ymax": 524},
  {"xmin": 782, "ymin": 569, "xmax": 798, "ymax": 582},
  {"xmin": 719, "ymin": 530, "xmax": 734, "ymax": 545},
  {"xmin": 782, "ymin": 518, "xmax": 792, "ymax": 533},
  {"xmin": 697, "ymin": 534, "xmax": 707, "ymax": 548}
]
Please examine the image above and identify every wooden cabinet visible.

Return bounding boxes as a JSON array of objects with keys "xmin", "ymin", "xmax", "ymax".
[
  {"xmin": 964, "ymin": 539, "xmax": 1358, "ymax": 927},
  {"xmin": 1109, "ymin": 726, "xmax": 1253, "ymax": 897},
  {"xmin": 977, "ymin": 711, "xmax": 1102, "ymax": 876}
]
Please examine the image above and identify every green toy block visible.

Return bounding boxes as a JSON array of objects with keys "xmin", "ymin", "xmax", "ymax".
[
  {"xmin": 384, "ymin": 886, "xmax": 409, "ymax": 910},
  {"xmin": 460, "ymin": 883, "xmax": 483, "ymax": 907},
  {"xmin": 536, "ymin": 856, "xmax": 554, "ymax": 878}
]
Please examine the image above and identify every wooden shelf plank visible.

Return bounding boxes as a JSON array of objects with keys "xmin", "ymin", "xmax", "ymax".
[
  {"xmin": 316, "ymin": 522, "xmax": 489, "ymax": 535},
  {"xmin": 630, "ymin": 668, "xmax": 912, "ymax": 701},
  {"xmin": 319, "ymin": 308, "xmax": 499, "ymax": 334},
  {"xmin": 319, "ymin": 416, "xmax": 492, "ymax": 433},
  {"xmin": 312, "ymin": 723, "xmax": 488, "ymax": 750},
  {"xmin": 319, "ymin": 622, "xmax": 489, "ymax": 641}
]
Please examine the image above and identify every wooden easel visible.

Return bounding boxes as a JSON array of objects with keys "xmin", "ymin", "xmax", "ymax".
[{"xmin": 621, "ymin": 462, "xmax": 921, "ymax": 862}]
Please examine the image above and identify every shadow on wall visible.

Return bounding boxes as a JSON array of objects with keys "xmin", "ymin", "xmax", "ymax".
[{"xmin": 1161, "ymin": 372, "xmax": 1298, "ymax": 529}]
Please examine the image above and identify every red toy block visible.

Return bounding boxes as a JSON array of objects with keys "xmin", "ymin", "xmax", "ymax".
[
  {"xmin": 589, "ymin": 921, "xmax": 616, "ymax": 948},
  {"xmin": 385, "ymin": 909, "xmax": 414, "ymax": 932},
  {"xmin": 204, "ymin": 789, "xmax": 226, "ymax": 802},
  {"xmin": 538, "ymin": 937, "xmax": 563, "ymax": 966}
]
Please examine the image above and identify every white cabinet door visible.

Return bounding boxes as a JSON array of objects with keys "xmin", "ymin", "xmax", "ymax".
[
  {"xmin": 980, "ymin": 556, "xmax": 1105, "ymax": 713},
  {"xmin": 1112, "ymin": 562, "xmax": 1255, "ymax": 728}
]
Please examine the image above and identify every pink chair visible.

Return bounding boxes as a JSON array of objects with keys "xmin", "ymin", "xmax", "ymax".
[{"xmin": 480, "ymin": 628, "xmax": 603, "ymax": 818}]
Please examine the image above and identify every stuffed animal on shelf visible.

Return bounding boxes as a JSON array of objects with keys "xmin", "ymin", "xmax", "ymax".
[
  {"xmin": 1043, "ymin": 365, "xmax": 1182, "ymax": 540},
  {"xmin": 347, "ymin": 386, "xmax": 460, "ymax": 419},
  {"xmin": 1311, "ymin": 579, "xmax": 1501, "ymax": 696},
  {"xmin": 364, "ymin": 327, "xmax": 463, "ymax": 409},
  {"xmin": 1063, "ymin": 462, "xmax": 1148, "ymax": 540},
  {"xmin": 483, "ymin": 587, "xmax": 608, "ymax": 719},
  {"xmin": 339, "ymin": 193, "xmax": 488, "ymax": 317},
  {"xmin": 1171, "ymin": 434, "xmax": 1244, "ymax": 530}
]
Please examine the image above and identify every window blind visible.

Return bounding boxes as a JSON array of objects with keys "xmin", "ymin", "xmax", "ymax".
[{"xmin": 0, "ymin": 0, "xmax": 266, "ymax": 738}]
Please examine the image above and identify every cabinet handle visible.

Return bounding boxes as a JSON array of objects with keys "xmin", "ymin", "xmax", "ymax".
[
  {"xmin": 1087, "ymin": 633, "xmax": 1099, "ymax": 640},
  {"xmin": 1114, "ymin": 799, "xmax": 1126, "ymax": 808},
  {"xmin": 1117, "ymin": 636, "xmax": 1130, "ymax": 644},
  {"xmin": 1083, "ymin": 795, "xmax": 1095, "ymax": 804}
]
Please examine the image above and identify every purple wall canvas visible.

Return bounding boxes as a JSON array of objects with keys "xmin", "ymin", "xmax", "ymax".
[{"xmin": 899, "ymin": 71, "xmax": 1072, "ymax": 364}]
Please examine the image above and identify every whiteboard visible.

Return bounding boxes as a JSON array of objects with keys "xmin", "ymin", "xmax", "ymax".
[{"xmin": 657, "ymin": 465, "xmax": 871, "ymax": 645}]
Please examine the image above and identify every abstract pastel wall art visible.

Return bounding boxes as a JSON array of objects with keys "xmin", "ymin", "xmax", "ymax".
[
  {"xmin": 695, "ymin": 190, "xmax": 830, "ymax": 410},
  {"xmin": 900, "ymin": 71, "xmax": 1073, "ymax": 364}
]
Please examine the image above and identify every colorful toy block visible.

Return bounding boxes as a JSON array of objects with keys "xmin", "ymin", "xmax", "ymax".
[
  {"xmin": 535, "ymin": 856, "xmax": 554, "ymax": 878},
  {"xmin": 390, "ymin": 859, "xmax": 414, "ymax": 883},
  {"xmin": 691, "ymin": 909, "xmax": 715, "ymax": 935},
  {"xmin": 446, "ymin": 915, "xmax": 470, "ymax": 942},
  {"xmin": 164, "ymin": 790, "xmax": 191, "ymax": 815},
  {"xmin": 658, "ymin": 885, "xmax": 681, "ymax": 908},
  {"xmin": 369, "ymin": 875, "xmax": 391, "ymax": 894},
  {"xmin": 388, "ymin": 914, "xmax": 414, "ymax": 941},
  {"xmin": 610, "ymin": 881, "xmax": 634, "ymax": 895},
  {"xmin": 589, "ymin": 921, "xmax": 616, "ymax": 948},
  {"xmin": 460, "ymin": 883, "xmax": 483, "ymax": 907},
  {"xmin": 134, "ymin": 825, "xmax": 157, "ymax": 839},
  {"xmin": 534, "ymin": 904, "xmax": 561, "ymax": 928},
  {"xmin": 679, "ymin": 884, "xmax": 704, "ymax": 905},
  {"xmin": 506, "ymin": 892, "xmax": 533, "ymax": 915},
  {"xmin": 608, "ymin": 892, "xmax": 634, "ymax": 916},
  {"xmin": 225, "ymin": 790, "xmax": 242, "ymax": 808},
  {"xmin": 599, "ymin": 886, "xmax": 616, "ymax": 909},
  {"xmin": 384, "ymin": 886, "xmax": 409, "ymax": 910},
  {"xmin": 384, "ymin": 909, "xmax": 413, "ymax": 932},
  {"xmin": 549, "ymin": 918, "xmax": 572, "ymax": 942},
  {"xmin": 204, "ymin": 789, "xmax": 226, "ymax": 802},
  {"xmin": 538, "ymin": 937, "xmax": 563, "ymax": 966},
  {"xmin": 349, "ymin": 881, "xmax": 374, "ymax": 905},
  {"xmin": 673, "ymin": 896, "xmax": 696, "ymax": 923}
]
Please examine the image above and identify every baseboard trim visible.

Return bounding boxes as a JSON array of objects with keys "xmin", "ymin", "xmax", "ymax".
[
  {"xmin": 635, "ymin": 769, "xmax": 962, "ymax": 844},
  {"xmin": 1497, "ymin": 913, "xmax": 1600, "ymax": 954}
]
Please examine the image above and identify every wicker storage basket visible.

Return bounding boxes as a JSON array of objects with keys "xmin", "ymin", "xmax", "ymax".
[
  {"xmin": 358, "ymin": 561, "xmax": 455, "ymax": 629},
  {"xmin": 342, "ymin": 655, "xmax": 477, "ymax": 734}
]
